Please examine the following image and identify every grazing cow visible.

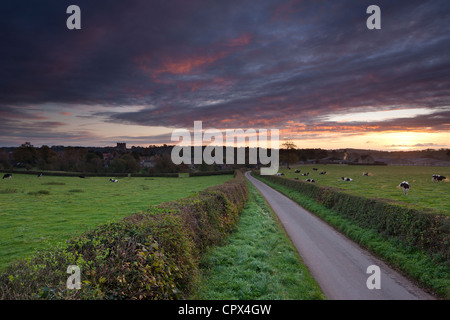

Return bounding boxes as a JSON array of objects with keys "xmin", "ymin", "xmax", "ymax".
[
  {"xmin": 306, "ymin": 178, "xmax": 315, "ymax": 183},
  {"xmin": 2, "ymin": 174, "xmax": 12, "ymax": 179},
  {"xmin": 362, "ymin": 172, "xmax": 369, "ymax": 176},
  {"xmin": 432, "ymin": 174, "xmax": 446, "ymax": 182},
  {"xmin": 341, "ymin": 177, "xmax": 353, "ymax": 181},
  {"xmin": 320, "ymin": 171, "xmax": 327, "ymax": 175},
  {"xmin": 37, "ymin": 173, "xmax": 43, "ymax": 178},
  {"xmin": 109, "ymin": 179, "xmax": 118, "ymax": 183},
  {"xmin": 275, "ymin": 173, "xmax": 284, "ymax": 176},
  {"xmin": 399, "ymin": 181, "xmax": 410, "ymax": 195},
  {"xmin": 295, "ymin": 169, "xmax": 300, "ymax": 173},
  {"xmin": 312, "ymin": 168, "xmax": 318, "ymax": 171},
  {"xmin": 301, "ymin": 172, "xmax": 309, "ymax": 176},
  {"xmin": 79, "ymin": 175, "xmax": 86, "ymax": 178}
]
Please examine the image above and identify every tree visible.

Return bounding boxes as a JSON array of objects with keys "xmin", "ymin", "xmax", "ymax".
[
  {"xmin": 108, "ymin": 154, "xmax": 140, "ymax": 173},
  {"xmin": 84, "ymin": 151, "xmax": 104, "ymax": 173},
  {"xmin": 60, "ymin": 147, "xmax": 87, "ymax": 172},
  {"xmin": 13, "ymin": 142, "xmax": 38, "ymax": 169},
  {"xmin": 281, "ymin": 140, "xmax": 297, "ymax": 168},
  {"xmin": 37, "ymin": 145, "xmax": 58, "ymax": 170},
  {"xmin": 0, "ymin": 150, "xmax": 11, "ymax": 169},
  {"xmin": 153, "ymin": 153, "xmax": 179, "ymax": 173}
]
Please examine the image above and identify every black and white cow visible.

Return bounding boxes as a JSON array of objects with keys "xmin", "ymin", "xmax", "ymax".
[
  {"xmin": 37, "ymin": 173, "xmax": 43, "ymax": 178},
  {"xmin": 301, "ymin": 172, "xmax": 309, "ymax": 176},
  {"xmin": 398, "ymin": 181, "xmax": 410, "ymax": 195},
  {"xmin": 362, "ymin": 172, "xmax": 369, "ymax": 176},
  {"xmin": 432, "ymin": 174, "xmax": 446, "ymax": 182},
  {"xmin": 2, "ymin": 174, "xmax": 12, "ymax": 179},
  {"xmin": 312, "ymin": 168, "xmax": 318, "ymax": 171},
  {"xmin": 320, "ymin": 171, "xmax": 327, "ymax": 175},
  {"xmin": 295, "ymin": 169, "xmax": 301, "ymax": 173},
  {"xmin": 275, "ymin": 173, "xmax": 284, "ymax": 176},
  {"xmin": 341, "ymin": 177, "xmax": 353, "ymax": 181},
  {"xmin": 306, "ymin": 178, "xmax": 315, "ymax": 183},
  {"xmin": 109, "ymin": 178, "xmax": 118, "ymax": 183}
]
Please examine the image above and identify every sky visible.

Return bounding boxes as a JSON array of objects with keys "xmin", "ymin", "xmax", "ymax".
[{"xmin": 1, "ymin": 0, "xmax": 449, "ymax": 151}]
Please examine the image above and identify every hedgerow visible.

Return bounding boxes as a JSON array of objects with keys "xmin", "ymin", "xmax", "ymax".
[
  {"xmin": 253, "ymin": 172, "xmax": 450, "ymax": 264},
  {"xmin": 0, "ymin": 169, "xmax": 179, "ymax": 178},
  {"xmin": 0, "ymin": 170, "xmax": 248, "ymax": 300}
]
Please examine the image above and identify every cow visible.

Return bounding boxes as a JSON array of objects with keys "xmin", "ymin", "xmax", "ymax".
[
  {"xmin": 362, "ymin": 172, "xmax": 369, "ymax": 176},
  {"xmin": 295, "ymin": 169, "xmax": 301, "ymax": 173},
  {"xmin": 399, "ymin": 181, "xmax": 410, "ymax": 195},
  {"xmin": 301, "ymin": 172, "xmax": 309, "ymax": 176},
  {"xmin": 294, "ymin": 177, "xmax": 299, "ymax": 180},
  {"xmin": 2, "ymin": 174, "xmax": 12, "ymax": 179},
  {"xmin": 341, "ymin": 177, "xmax": 353, "ymax": 181},
  {"xmin": 312, "ymin": 168, "xmax": 318, "ymax": 171},
  {"xmin": 37, "ymin": 173, "xmax": 43, "ymax": 178},
  {"xmin": 306, "ymin": 178, "xmax": 315, "ymax": 183},
  {"xmin": 432, "ymin": 174, "xmax": 446, "ymax": 182},
  {"xmin": 275, "ymin": 173, "xmax": 284, "ymax": 176},
  {"xmin": 320, "ymin": 171, "xmax": 327, "ymax": 175},
  {"xmin": 109, "ymin": 179, "xmax": 119, "ymax": 183}
]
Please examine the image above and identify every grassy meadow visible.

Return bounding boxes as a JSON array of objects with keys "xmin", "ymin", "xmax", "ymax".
[
  {"xmin": 0, "ymin": 173, "xmax": 233, "ymax": 270},
  {"xmin": 276, "ymin": 165, "xmax": 449, "ymax": 215}
]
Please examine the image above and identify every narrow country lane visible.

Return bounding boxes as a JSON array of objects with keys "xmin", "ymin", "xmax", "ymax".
[{"xmin": 245, "ymin": 172, "xmax": 435, "ymax": 300}]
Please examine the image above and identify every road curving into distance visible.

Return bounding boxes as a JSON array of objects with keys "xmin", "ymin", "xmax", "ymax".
[{"xmin": 245, "ymin": 171, "xmax": 435, "ymax": 300}]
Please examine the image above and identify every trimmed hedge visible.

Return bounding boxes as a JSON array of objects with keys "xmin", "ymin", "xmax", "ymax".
[
  {"xmin": 0, "ymin": 171, "xmax": 248, "ymax": 300},
  {"xmin": 0, "ymin": 169, "xmax": 179, "ymax": 178},
  {"xmin": 189, "ymin": 170, "xmax": 235, "ymax": 177},
  {"xmin": 253, "ymin": 172, "xmax": 450, "ymax": 264}
]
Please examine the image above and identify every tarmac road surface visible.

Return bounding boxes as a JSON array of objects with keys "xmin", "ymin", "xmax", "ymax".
[{"xmin": 245, "ymin": 172, "xmax": 435, "ymax": 300}]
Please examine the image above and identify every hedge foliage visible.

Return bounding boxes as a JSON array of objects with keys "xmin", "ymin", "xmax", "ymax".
[
  {"xmin": 0, "ymin": 170, "xmax": 248, "ymax": 300},
  {"xmin": 188, "ymin": 170, "xmax": 235, "ymax": 177},
  {"xmin": 254, "ymin": 172, "xmax": 450, "ymax": 263},
  {"xmin": 0, "ymin": 169, "xmax": 179, "ymax": 178}
]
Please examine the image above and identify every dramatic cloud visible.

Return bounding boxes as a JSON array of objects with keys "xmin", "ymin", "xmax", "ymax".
[{"xmin": 1, "ymin": 0, "xmax": 449, "ymax": 147}]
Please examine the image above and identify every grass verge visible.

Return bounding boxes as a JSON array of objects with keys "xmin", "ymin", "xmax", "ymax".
[
  {"xmin": 253, "ymin": 173, "xmax": 450, "ymax": 299},
  {"xmin": 191, "ymin": 180, "xmax": 326, "ymax": 300}
]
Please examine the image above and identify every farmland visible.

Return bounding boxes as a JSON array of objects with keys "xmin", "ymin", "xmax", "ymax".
[
  {"xmin": 276, "ymin": 165, "xmax": 449, "ymax": 215},
  {"xmin": 0, "ymin": 173, "xmax": 233, "ymax": 270}
]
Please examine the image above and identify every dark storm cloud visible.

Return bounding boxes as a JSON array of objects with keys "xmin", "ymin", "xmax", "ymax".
[{"xmin": 1, "ymin": 0, "xmax": 449, "ymax": 137}]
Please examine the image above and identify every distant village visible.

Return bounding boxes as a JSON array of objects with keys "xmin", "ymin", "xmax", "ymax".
[{"xmin": 0, "ymin": 142, "xmax": 449, "ymax": 174}]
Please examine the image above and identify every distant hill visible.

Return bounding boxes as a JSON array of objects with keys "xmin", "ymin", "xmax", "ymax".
[{"xmin": 314, "ymin": 148, "xmax": 450, "ymax": 166}]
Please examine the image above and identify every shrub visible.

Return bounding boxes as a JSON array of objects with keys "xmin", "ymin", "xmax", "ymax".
[
  {"xmin": 0, "ymin": 170, "xmax": 248, "ymax": 300},
  {"xmin": 0, "ymin": 188, "xmax": 17, "ymax": 194},
  {"xmin": 189, "ymin": 170, "xmax": 235, "ymax": 177},
  {"xmin": 28, "ymin": 190, "xmax": 50, "ymax": 196}
]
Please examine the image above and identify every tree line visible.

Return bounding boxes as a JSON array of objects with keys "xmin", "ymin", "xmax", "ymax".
[
  {"xmin": 2, "ymin": 142, "xmax": 447, "ymax": 173},
  {"xmin": 0, "ymin": 142, "xmax": 331, "ymax": 173},
  {"xmin": 0, "ymin": 142, "xmax": 174, "ymax": 174}
]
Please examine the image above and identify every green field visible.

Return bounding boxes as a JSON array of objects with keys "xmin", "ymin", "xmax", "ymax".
[
  {"xmin": 0, "ymin": 173, "xmax": 233, "ymax": 269},
  {"xmin": 276, "ymin": 165, "xmax": 450, "ymax": 215}
]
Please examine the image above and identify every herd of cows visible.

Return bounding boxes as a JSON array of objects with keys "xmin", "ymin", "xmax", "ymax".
[{"xmin": 274, "ymin": 168, "xmax": 447, "ymax": 195}]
